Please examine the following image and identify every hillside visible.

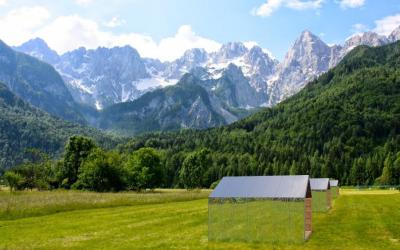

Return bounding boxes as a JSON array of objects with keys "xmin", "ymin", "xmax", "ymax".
[
  {"xmin": 0, "ymin": 40, "xmax": 85, "ymax": 124},
  {"xmin": 0, "ymin": 82, "xmax": 120, "ymax": 169},
  {"xmin": 123, "ymin": 42, "xmax": 400, "ymax": 186},
  {"xmin": 98, "ymin": 74, "xmax": 245, "ymax": 136}
]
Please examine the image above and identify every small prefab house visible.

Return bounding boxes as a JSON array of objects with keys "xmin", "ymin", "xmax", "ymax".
[
  {"xmin": 329, "ymin": 180, "xmax": 339, "ymax": 198},
  {"xmin": 310, "ymin": 178, "xmax": 331, "ymax": 212},
  {"xmin": 208, "ymin": 175, "xmax": 312, "ymax": 243}
]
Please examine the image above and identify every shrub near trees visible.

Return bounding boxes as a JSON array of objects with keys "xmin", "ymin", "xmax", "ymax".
[
  {"xmin": 179, "ymin": 149, "xmax": 211, "ymax": 189},
  {"xmin": 124, "ymin": 148, "xmax": 163, "ymax": 191},
  {"xmin": 60, "ymin": 136, "xmax": 96, "ymax": 187},
  {"xmin": 3, "ymin": 172, "xmax": 22, "ymax": 191},
  {"xmin": 73, "ymin": 148, "xmax": 125, "ymax": 192}
]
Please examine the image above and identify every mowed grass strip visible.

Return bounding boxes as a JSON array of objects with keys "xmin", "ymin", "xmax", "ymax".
[
  {"xmin": 0, "ymin": 189, "xmax": 210, "ymax": 220},
  {"xmin": 0, "ymin": 190, "xmax": 399, "ymax": 250}
]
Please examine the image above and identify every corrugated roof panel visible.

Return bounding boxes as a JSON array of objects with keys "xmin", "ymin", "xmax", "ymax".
[
  {"xmin": 310, "ymin": 178, "xmax": 330, "ymax": 191},
  {"xmin": 209, "ymin": 175, "xmax": 309, "ymax": 199},
  {"xmin": 330, "ymin": 180, "xmax": 339, "ymax": 187}
]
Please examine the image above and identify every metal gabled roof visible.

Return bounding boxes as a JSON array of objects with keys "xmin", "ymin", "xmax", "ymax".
[
  {"xmin": 209, "ymin": 175, "xmax": 310, "ymax": 199},
  {"xmin": 310, "ymin": 178, "xmax": 330, "ymax": 191},
  {"xmin": 329, "ymin": 180, "xmax": 339, "ymax": 187}
]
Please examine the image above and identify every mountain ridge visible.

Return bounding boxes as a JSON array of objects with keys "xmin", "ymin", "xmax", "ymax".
[
  {"xmin": 0, "ymin": 82, "xmax": 120, "ymax": 168},
  {"xmin": 0, "ymin": 40, "xmax": 86, "ymax": 124},
  {"xmin": 11, "ymin": 26, "xmax": 400, "ymax": 135}
]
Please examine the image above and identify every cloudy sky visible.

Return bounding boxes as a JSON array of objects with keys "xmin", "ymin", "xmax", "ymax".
[{"xmin": 0, "ymin": 0, "xmax": 400, "ymax": 61}]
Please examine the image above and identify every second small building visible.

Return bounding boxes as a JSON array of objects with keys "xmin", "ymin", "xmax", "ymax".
[{"xmin": 310, "ymin": 178, "xmax": 331, "ymax": 212}]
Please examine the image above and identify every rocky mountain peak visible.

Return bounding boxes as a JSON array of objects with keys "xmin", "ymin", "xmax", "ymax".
[
  {"xmin": 245, "ymin": 46, "xmax": 278, "ymax": 75},
  {"xmin": 223, "ymin": 63, "xmax": 244, "ymax": 77},
  {"xmin": 19, "ymin": 38, "xmax": 49, "ymax": 50},
  {"xmin": 282, "ymin": 30, "xmax": 330, "ymax": 70},
  {"xmin": 343, "ymin": 32, "xmax": 388, "ymax": 52},
  {"xmin": 182, "ymin": 48, "xmax": 208, "ymax": 63},
  {"xmin": 299, "ymin": 30, "xmax": 318, "ymax": 41},
  {"xmin": 389, "ymin": 25, "xmax": 400, "ymax": 42},
  {"xmin": 15, "ymin": 37, "xmax": 60, "ymax": 64},
  {"xmin": 214, "ymin": 42, "xmax": 248, "ymax": 61}
]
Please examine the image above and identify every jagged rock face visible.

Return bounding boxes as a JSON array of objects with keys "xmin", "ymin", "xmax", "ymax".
[
  {"xmin": 13, "ymin": 38, "xmax": 60, "ymax": 64},
  {"xmin": 15, "ymin": 39, "xmax": 278, "ymax": 110},
  {"xmin": 213, "ymin": 42, "xmax": 248, "ymax": 62},
  {"xmin": 243, "ymin": 46, "xmax": 278, "ymax": 94},
  {"xmin": 244, "ymin": 46, "xmax": 277, "ymax": 76},
  {"xmin": 282, "ymin": 31, "xmax": 331, "ymax": 71},
  {"xmin": 143, "ymin": 58, "xmax": 165, "ymax": 75},
  {"xmin": 210, "ymin": 64, "xmax": 260, "ymax": 108},
  {"xmin": 329, "ymin": 44, "xmax": 344, "ymax": 68},
  {"xmin": 389, "ymin": 26, "xmax": 400, "ymax": 42},
  {"xmin": 56, "ymin": 46, "xmax": 149, "ymax": 109},
  {"xmin": 267, "ymin": 28, "xmax": 399, "ymax": 104},
  {"xmin": 268, "ymin": 31, "xmax": 332, "ymax": 103},
  {"xmin": 162, "ymin": 48, "xmax": 208, "ymax": 79},
  {"xmin": 342, "ymin": 32, "xmax": 388, "ymax": 54}
]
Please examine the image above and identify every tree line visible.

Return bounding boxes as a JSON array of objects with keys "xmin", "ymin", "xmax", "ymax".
[{"xmin": 2, "ymin": 136, "xmax": 214, "ymax": 192}]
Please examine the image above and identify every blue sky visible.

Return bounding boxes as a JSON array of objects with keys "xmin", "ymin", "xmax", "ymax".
[{"xmin": 1, "ymin": 0, "xmax": 400, "ymax": 61}]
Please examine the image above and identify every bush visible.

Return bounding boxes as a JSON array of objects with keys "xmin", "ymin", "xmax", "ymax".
[
  {"xmin": 210, "ymin": 180, "xmax": 220, "ymax": 189},
  {"xmin": 4, "ymin": 171, "xmax": 23, "ymax": 191},
  {"xmin": 74, "ymin": 148, "xmax": 125, "ymax": 192},
  {"xmin": 124, "ymin": 148, "xmax": 163, "ymax": 191},
  {"xmin": 179, "ymin": 149, "xmax": 211, "ymax": 189}
]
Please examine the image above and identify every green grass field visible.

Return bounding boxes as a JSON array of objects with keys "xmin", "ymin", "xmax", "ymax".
[
  {"xmin": 0, "ymin": 189, "xmax": 399, "ymax": 250},
  {"xmin": 209, "ymin": 199, "xmax": 305, "ymax": 243}
]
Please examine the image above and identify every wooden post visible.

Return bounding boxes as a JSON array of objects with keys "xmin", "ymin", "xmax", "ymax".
[
  {"xmin": 304, "ymin": 198, "xmax": 312, "ymax": 240},
  {"xmin": 327, "ymin": 189, "xmax": 332, "ymax": 209}
]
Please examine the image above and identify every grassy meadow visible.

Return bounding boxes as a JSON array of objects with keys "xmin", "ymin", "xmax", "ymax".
[{"xmin": 0, "ymin": 189, "xmax": 399, "ymax": 250}]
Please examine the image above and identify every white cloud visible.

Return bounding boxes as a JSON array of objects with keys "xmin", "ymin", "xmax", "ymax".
[
  {"xmin": 155, "ymin": 25, "xmax": 221, "ymax": 61},
  {"xmin": 0, "ymin": 6, "xmax": 51, "ymax": 45},
  {"xmin": 338, "ymin": 0, "xmax": 365, "ymax": 9},
  {"xmin": 104, "ymin": 17, "xmax": 126, "ymax": 28},
  {"xmin": 0, "ymin": 0, "xmax": 8, "ymax": 6},
  {"xmin": 36, "ymin": 15, "xmax": 110, "ymax": 53},
  {"xmin": 373, "ymin": 14, "xmax": 400, "ymax": 36},
  {"xmin": 351, "ymin": 23, "xmax": 369, "ymax": 34},
  {"xmin": 74, "ymin": 0, "xmax": 93, "ymax": 6},
  {"xmin": 286, "ymin": 0, "xmax": 324, "ymax": 10},
  {"xmin": 243, "ymin": 41, "xmax": 259, "ymax": 50},
  {"xmin": 0, "ymin": 6, "xmax": 221, "ymax": 61},
  {"xmin": 31, "ymin": 14, "xmax": 220, "ymax": 61},
  {"xmin": 252, "ymin": 0, "xmax": 324, "ymax": 17},
  {"xmin": 243, "ymin": 40, "xmax": 276, "ymax": 59}
]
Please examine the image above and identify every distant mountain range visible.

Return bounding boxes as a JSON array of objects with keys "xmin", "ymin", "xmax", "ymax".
[
  {"xmin": 4, "ymin": 25, "xmax": 399, "ymax": 135},
  {"xmin": 15, "ymin": 27, "xmax": 400, "ymax": 108}
]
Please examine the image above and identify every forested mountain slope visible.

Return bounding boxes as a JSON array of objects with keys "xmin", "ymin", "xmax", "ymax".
[
  {"xmin": 123, "ymin": 42, "xmax": 400, "ymax": 186},
  {"xmin": 97, "ymin": 73, "xmax": 257, "ymax": 136},
  {"xmin": 0, "ymin": 83, "xmax": 120, "ymax": 169},
  {"xmin": 0, "ymin": 40, "xmax": 85, "ymax": 124}
]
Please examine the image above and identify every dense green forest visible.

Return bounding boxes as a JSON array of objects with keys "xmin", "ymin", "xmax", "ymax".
[
  {"xmin": 2, "ymin": 42, "xmax": 400, "ymax": 190},
  {"xmin": 0, "ymin": 82, "xmax": 121, "ymax": 171}
]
